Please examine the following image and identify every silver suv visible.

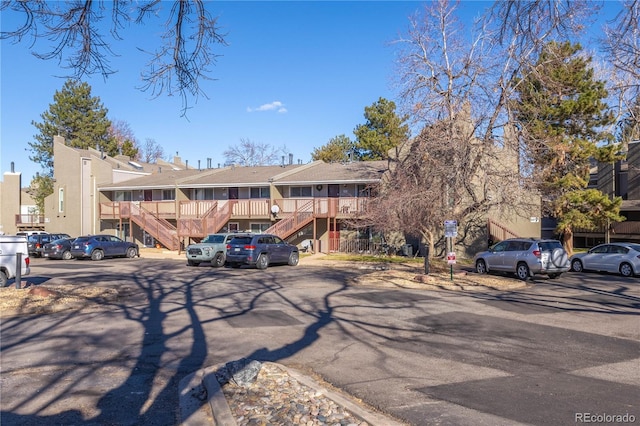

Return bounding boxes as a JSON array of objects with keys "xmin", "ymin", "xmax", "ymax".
[
  {"xmin": 474, "ymin": 238, "xmax": 570, "ymax": 280},
  {"xmin": 186, "ymin": 233, "xmax": 248, "ymax": 267}
]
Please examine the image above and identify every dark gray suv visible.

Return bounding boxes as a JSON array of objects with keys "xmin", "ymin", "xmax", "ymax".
[
  {"xmin": 226, "ymin": 234, "xmax": 299, "ymax": 269},
  {"xmin": 474, "ymin": 238, "xmax": 570, "ymax": 280}
]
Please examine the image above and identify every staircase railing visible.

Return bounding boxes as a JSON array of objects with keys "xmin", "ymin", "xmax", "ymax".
[
  {"xmin": 128, "ymin": 202, "xmax": 180, "ymax": 250},
  {"xmin": 177, "ymin": 200, "xmax": 236, "ymax": 238},
  {"xmin": 487, "ymin": 218, "xmax": 520, "ymax": 242},
  {"xmin": 266, "ymin": 200, "xmax": 315, "ymax": 239}
]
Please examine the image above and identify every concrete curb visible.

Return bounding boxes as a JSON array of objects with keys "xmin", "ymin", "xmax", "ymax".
[
  {"xmin": 276, "ymin": 363, "xmax": 407, "ymax": 426},
  {"xmin": 179, "ymin": 362, "xmax": 406, "ymax": 426},
  {"xmin": 178, "ymin": 369, "xmax": 213, "ymax": 426},
  {"xmin": 202, "ymin": 366, "xmax": 237, "ymax": 426}
]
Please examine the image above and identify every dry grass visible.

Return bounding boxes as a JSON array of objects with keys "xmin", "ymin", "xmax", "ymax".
[
  {"xmin": 0, "ymin": 283, "xmax": 119, "ymax": 317},
  {"xmin": 351, "ymin": 268, "xmax": 526, "ymax": 291},
  {"xmin": 0, "ymin": 257, "xmax": 522, "ymax": 318},
  {"xmin": 316, "ymin": 257, "xmax": 527, "ymax": 291}
]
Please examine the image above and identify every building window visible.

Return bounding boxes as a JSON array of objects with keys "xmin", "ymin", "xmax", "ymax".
[
  {"xmin": 115, "ymin": 191, "xmax": 132, "ymax": 201},
  {"xmin": 58, "ymin": 188, "xmax": 64, "ymax": 212},
  {"xmin": 250, "ymin": 187, "xmax": 270, "ymax": 198},
  {"xmin": 227, "ymin": 222, "xmax": 239, "ymax": 232},
  {"xmin": 162, "ymin": 189, "xmax": 175, "ymax": 200},
  {"xmin": 357, "ymin": 184, "xmax": 370, "ymax": 197},
  {"xmin": 250, "ymin": 223, "xmax": 270, "ymax": 232},
  {"xmin": 193, "ymin": 188, "xmax": 214, "ymax": 200},
  {"xmin": 290, "ymin": 186, "xmax": 312, "ymax": 197}
]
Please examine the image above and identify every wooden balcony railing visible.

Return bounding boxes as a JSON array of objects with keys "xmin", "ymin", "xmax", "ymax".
[
  {"xmin": 99, "ymin": 197, "xmax": 372, "ymax": 242},
  {"xmin": 15, "ymin": 214, "xmax": 45, "ymax": 227},
  {"xmin": 574, "ymin": 221, "xmax": 640, "ymax": 236}
]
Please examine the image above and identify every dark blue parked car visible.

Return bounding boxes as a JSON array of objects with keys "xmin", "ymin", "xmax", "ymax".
[
  {"xmin": 70, "ymin": 235, "xmax": 139, "ymax": 261},
  {"xmin": 226, "ymin": 234, "xmax": 299, "ymax": 269},
  {"xmin": 42, "ymin": 237, "xmax": 76, "ymax": 260}
]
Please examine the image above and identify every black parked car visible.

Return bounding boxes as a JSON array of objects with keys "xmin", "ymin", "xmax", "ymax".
[
  {"xmin": 42, "ymin": 238, "xmax": 76, "ymax": 260},
  {"xmin": 226, "ymin": 234, "xmax": 299, "ymax": 269},
  {"xmin": 27, "ymin": 233, "xmax": 71, "ymax": 257}
]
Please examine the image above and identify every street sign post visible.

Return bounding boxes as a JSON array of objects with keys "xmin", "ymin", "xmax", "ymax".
[
  {"xmin": 444, "ymin": 220, "xmax": 457, "ymax": 280},
  {"xmin": 444, "ymin": 220, "xmax": 458, "ymax": 237}
]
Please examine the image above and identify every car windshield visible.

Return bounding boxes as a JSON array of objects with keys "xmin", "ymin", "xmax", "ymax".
[
  {"xmin": 202, "ymin": 235, "xmax": 225, "ymax": 244},
  {"xmin": 538, "ymin": 241, "xmax": 563, "ymax": 251},
  {"xmin": 51, "ymin": 238, "xmax": 69, "ymax": 244},
  {"xmin": 74, "ymin": 237, "xmax": 90, "ymax": 243},
  {"xmin": 229, "ymin": 236, "xmax": 252, "ymax": 245}
]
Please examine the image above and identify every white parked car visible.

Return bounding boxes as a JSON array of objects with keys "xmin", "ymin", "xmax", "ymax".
[
  {"xmin": 0, "ymin": 235, "xmax": 31, "ymax": 286},
  {"xmin": 570, "ymin": 242, "xmax": 640, "ymax": 277}
]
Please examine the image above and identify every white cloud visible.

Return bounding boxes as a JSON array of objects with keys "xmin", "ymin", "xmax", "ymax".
[{"xmin": 247, "ymin": 101, "xmax": 287, "ymax": 113}]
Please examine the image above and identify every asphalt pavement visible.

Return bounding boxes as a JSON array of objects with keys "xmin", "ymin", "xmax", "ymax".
[{"xmin": 1, "ymin": 250, "xmax": 638, "ymax": 426}]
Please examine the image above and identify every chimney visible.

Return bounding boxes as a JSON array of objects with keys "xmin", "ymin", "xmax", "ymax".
[
  {"xmin": 281, "ymin": 156, "xmax": 285, "ymax": 166},
  {"xmin": 186, "ymin": 160, "xmax": 189, "ymax": 169},
  {"xmin": 11, "ymin": 162, "xmax": 14, "ymax": 173},
  {"xmin": 289, "ymin": 153, "xmax": 293, "ymax": 165},
  {"xmin": 207, "ymin": 158, "xmax": 212, "ymax": 169},
  {"xmin": 198, "ymin": 160, "xmax": 201, "ymax": 170}
]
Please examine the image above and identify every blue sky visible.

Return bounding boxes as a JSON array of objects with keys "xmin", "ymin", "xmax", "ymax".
[{"xmin": 0, "ymin": 1, "xmax": 619, "ymax": 185}]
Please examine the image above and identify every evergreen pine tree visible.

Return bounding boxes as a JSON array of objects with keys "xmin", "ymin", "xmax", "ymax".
[{"xmin": 512, "ymin": 41, "xmax": 624, "ymax": 254}]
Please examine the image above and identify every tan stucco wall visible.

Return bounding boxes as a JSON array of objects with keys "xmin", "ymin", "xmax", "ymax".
[
  {"xmin": 44, "ymin": 138, "xmax": 84, "ymax": 236},
  {"xmin": 0, "ymin": 172, "xmax": 22, "ymax": 235}
]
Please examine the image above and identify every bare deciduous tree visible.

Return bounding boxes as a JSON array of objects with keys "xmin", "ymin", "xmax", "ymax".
[
  {"xmin": 0, "ymin": 1, "xmax": 227, "ymax": 115},
  {"xmin": 602, "ymin": 0, "xmax": 640, "ymax": 146},
  {"xmin": 141, "ymin": 138, "xmax": 165, "ymax": 164},
  {"xmin": 370, "ymin": 0, "xmax": 592, "ymax": 259},
  {"xmin": 223, "ymin": 138, "xmax": 289, "ymax": 167},
  {"xmin": 109, "ymin": 119, "xmax": 140, "ymax": 159}
]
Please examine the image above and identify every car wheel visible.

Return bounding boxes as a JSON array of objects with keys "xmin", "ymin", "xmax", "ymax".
[
  {"xmin": 0, "ymin": 271, "xmax": 7, "ymax": 287},
  {"xmin": 288, "ymin": 251, "xmax": 299, "ymax": 266},
  {"xmin": 571, "ymin": 259, "xmax": 583, "ymax": 273},
  {"xmin": 91, "ymin": 249, "xmax": 104, "ymax": 261},
  {"xmin": 620, "ymin": 262, "xmax": 634, "ymax": 277},
  {"xmin": 475, "ymin": 259, "xmax": 487, "ymax": 274},
  {"xmin": 516, "ymin": 262, "xmax": 530, "ymax": 281},
  {"xmin": 126, "ymin": 247, "xmax": 137, "ymax": 258},
  {"xmin": 256, "ymin": 254, "xmax": 269, "ymax": 270},
  {"xmin": 212, "ymin": 252, "xmax": 225, "ymax": 268},
  {"xmin": 62, "ymin": 250, "xmax": 73, "ymax": 260}
]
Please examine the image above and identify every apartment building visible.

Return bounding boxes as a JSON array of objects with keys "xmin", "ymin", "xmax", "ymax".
[
  {"xmin": 572, "ymin": 140, "xmax": 640, "ymax": 247},
  {"xmin": 1, "ymin": 133, "xmax": 551, "ymax": 255}
]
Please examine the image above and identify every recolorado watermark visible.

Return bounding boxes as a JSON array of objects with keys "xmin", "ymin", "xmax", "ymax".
[{"xmin": 575, "ymin": 412, "xmax": 636, "ymax": 423}]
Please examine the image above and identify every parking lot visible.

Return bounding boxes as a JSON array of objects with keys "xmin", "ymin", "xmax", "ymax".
[{"xmin": 1, "ymin": 256, "xmax": 638, "ymax": 425}]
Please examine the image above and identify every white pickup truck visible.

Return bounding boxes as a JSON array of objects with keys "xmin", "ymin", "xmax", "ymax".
[{"xmin": 0, "ymin": 235, "xmax": 31, "ymax": 286}]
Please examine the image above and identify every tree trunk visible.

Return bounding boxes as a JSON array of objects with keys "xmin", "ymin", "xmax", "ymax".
[
  {"xmin": 562, "ymin": 228, "xmax": 574, "ymax": 257},
  {"xmin": 421, "ymin": 229, "xmax": 435, "ymax": 275}
]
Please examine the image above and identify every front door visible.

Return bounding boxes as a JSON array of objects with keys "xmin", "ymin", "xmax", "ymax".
[
  {"xmin": 228, "ymin": 187, "xmax": 239, "ymax": 199},
  {"xmin": 328, "ymin": 184, "xmax": 339, "ymax": 198},
  {"xmin": 329, "ymin": 222, "xmax": 340, "ymax": 252}
]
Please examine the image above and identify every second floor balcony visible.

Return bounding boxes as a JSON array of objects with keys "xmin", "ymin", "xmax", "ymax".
[{"xmin": 99, "ymin": 197, "xmax": 371, "ymax": 222}]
